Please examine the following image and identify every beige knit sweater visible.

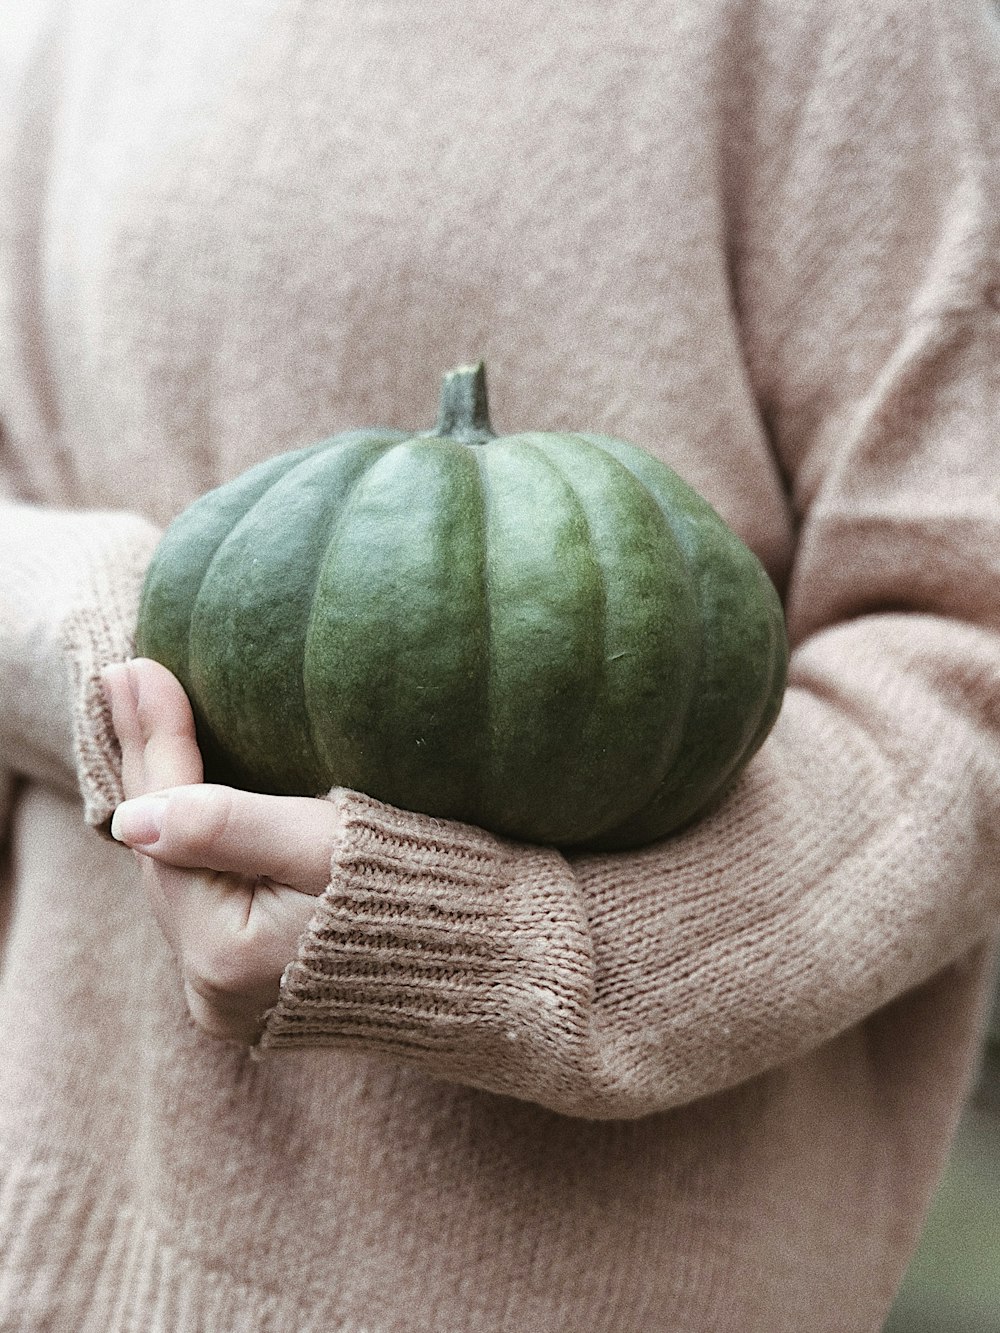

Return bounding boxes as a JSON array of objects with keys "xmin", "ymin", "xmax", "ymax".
[{"xmin": 2, "ymin": 0, "xmax": 999, "ymax": 1328}]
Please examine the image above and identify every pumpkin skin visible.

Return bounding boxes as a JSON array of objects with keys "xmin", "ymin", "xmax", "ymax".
[{"xmin": 135, "ymin": 363, "xmax": 787, "ymax": 850}]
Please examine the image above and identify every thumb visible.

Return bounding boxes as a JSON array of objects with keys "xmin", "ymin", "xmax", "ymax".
[
  {"xmin": 111, "ymin": 783, "xmax": 340, "ymax": 895},
  {"xmin": 103, "ymin": 657, "xmax": 203, "ymax": 795}
]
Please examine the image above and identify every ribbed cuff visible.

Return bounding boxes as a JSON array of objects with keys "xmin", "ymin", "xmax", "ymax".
[
  {"xmin": 259, "ymin": 789, "xmax": 593, "ymax": 1104},
  {"xmin": 60, "ymin": 514, "xmax": 162, "ymax": 829}
]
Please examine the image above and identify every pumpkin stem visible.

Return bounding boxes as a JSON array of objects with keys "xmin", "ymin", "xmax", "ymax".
[{"xmin": 427, "ymin": 362, "xmax": 496, "ymax": 445}]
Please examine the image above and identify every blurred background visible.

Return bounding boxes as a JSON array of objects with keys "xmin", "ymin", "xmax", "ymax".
[{"xmin": 886, "ymin": 971, "xmax": 1000, "ymax": 1332}]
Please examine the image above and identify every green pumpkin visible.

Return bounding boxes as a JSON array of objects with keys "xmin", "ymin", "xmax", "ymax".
[{"xmin": 135, "ymin": 363, "xmax": 787, "ymax": 850}]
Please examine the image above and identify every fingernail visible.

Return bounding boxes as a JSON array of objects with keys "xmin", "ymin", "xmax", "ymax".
[{"xmin": 111, "ymin": 794, "xmax": 167, "ymax": 846}]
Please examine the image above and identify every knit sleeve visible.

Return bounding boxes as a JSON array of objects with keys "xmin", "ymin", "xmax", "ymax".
[
  {"xmin": 0, "ymin": 499, "xmax": 161, "ymax": 828},
  {"xmin": 258, "ymin": 0, "xmax": 1000, "ymax": 1117}
]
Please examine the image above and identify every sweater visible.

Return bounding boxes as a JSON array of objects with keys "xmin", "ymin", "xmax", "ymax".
[{"xmin": 1, "ymin": 0, "xmax": 999, "ymax": 1328}]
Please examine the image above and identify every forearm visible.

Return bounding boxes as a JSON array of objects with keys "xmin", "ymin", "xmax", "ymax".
[{"xmin": 259, "ymin": 606, "xmax": 1000, "ymax": 1120}]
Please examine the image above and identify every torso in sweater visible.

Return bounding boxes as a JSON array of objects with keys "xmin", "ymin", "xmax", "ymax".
[{"xmin": 1, "ymin": 0, "xmax": 998, "ymax": 1329}]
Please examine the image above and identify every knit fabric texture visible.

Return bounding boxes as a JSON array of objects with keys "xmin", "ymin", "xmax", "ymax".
[{"xmin": 1, "ymin": 0, "xmax": 1000, "ymax": 1328}]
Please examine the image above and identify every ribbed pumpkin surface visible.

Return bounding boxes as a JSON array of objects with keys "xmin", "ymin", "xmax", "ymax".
[{"xmin": 136, "ymin": 365, "xmax": 787, "ymax": 849}]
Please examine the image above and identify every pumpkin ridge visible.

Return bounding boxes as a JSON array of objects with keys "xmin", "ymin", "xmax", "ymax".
[
  {"xmin": 468, "ymin": 443, "xmax": 495, "ymax": 827},
  {"xmin": 137, "ymin": 443, "xmax": 326, "ymax": 692},
  {"xmin": 300, "ymin": 437, "xmax": 407, "ymax": 788},
  {"xmin": 566, "ymin": 432, "xmax": 706, "ymax": 803},
  {"xmin": 525, "ymin": 432, "xmax": 610, "ymax": 751},
  {"xmin": 568, "ymin": 436, "xmax": 719, "ymax": 846},
  {"xmin": 186, "ymin": 444, "xmax": 335, "ymax": 686},
  {"xmin": 302, "ymin": 436, "xmax": 490, "ymax": 820},
  {"xmin": 468, "ymin": 436, "xmax": 603, "ymax": 839},
  {"xmin": 144, "ymin": 442, "xmax": 332, "ymax": 782},
  {"xmin": 189, "ymin": 432, "xmax": 405, "ymax": 792},
  {"xmin": 641, "ymin": 488, "xmax": 709, "ymax": 816},
  {"xmin": 506, "ymin": 434, "xmax": 614, "ymax": 837},
  {"xmin": 519, "ymin": 431, "xmax": 703, "ymax": 839},
  {"xmin": 576, "ymin": 433, "xmax": 787, "ymax": 848},
  {"xmin": 742, "ymin": 562, "xmax": 790, "ymax": 758}
]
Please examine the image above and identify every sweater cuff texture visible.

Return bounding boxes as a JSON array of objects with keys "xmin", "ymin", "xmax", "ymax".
[
  {"xmin": 259, "ymin": 789, "xmax": 594, "ymax": 1103},
  {"xmin": 60, "ymin": 514, "xmax": 162, "ymax": 830}
]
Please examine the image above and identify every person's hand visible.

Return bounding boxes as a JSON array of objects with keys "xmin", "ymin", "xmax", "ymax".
[{"xmin": 102, "ymin": 657, "xmax": 339, "ymax": 1044}]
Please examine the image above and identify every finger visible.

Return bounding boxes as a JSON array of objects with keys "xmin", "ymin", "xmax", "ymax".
[
  {"xmin": 111, "ymin": 783, "xmax": 339, "ymax": 895},
  {"xmin": 129, "ymin": 657, "xmax": 204, "ymax": 791},
  {"xmin": 175, "ymin": 873, "xmax": 317, "ymax": 999},
  {"xmin": 149, "ymin": 863, "xmax": 317, "ymax": 1044},
  {"xmin": 102, "ymin": 661, "xmax": 148, "ymax": 798},
  {"xmin": 103, "ymin": 658, "xmax": 203, "ymax": 796}
]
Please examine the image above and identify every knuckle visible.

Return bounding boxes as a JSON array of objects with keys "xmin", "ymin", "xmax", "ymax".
[
  {"xmin": 163, "ymin": 785, "xmax": 235, "ymax": 861},
  {"xmin": 185, "ymin": 933, "xmax": 248, "ymax": 1002}
]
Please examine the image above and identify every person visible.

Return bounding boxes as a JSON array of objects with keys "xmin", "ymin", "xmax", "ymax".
[{"xmin": 1, "ymin": 0, "xmax": 998, "ymax": 1327}]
